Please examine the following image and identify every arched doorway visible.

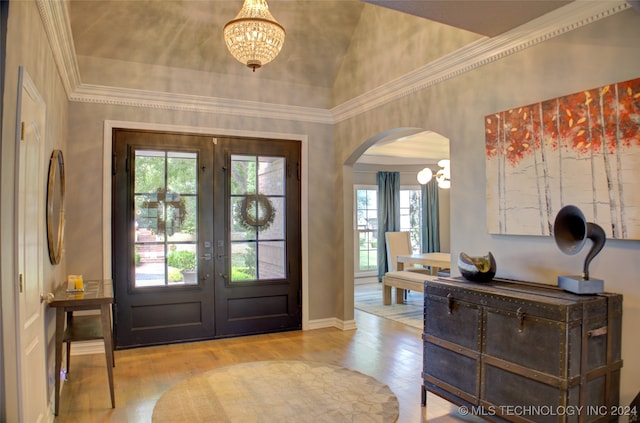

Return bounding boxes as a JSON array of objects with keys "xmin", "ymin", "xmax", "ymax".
[{"xmin": 343, "ymin": 127, "xmax": 451, "ymax": 327}]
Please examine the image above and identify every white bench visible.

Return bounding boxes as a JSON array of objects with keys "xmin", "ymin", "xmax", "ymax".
[{"xmin": 382, "ymin": 271, "xmax": 437, "ymax": 305}]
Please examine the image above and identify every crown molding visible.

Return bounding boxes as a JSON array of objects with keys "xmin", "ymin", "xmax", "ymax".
[
  {"xmin": 70, "ymin": 84, "xmax": 333, "ymax": 124},
  {"xmin": 330, "ymin": 1, "xmax": 631, "ymax": 123},
  {"xmin": 36, "ymin": 0, "xmax": 81, "ymax": 98},
  {"xmin": 38, "ymin": 0, "xmax": 629, "ymax": 124}
]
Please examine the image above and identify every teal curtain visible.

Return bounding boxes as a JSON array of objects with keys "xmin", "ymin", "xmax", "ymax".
[
  {"xmin": 421, "ymin": 179, "xmax": 440, "ymax": 253},
  {"xmin": 376, "ymin": 172, "xmax": 400, "ymax": 281}
]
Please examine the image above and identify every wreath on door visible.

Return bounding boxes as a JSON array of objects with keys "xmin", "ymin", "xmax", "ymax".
[{"xmin": 235, "ymin": 193, "xmax": 276, "ymax": 232}]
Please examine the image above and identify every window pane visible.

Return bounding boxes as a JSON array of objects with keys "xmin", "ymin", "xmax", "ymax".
[
  {"xmin": 231, "ymin": 242, "xmax": 257, "ymax": 281},
  {"xmin": 230, "ymin": 155, "xmax": 286, "ymax": 283},
  {"xmin": 258, "ymin": 197, "xmax": 285, "ymax": 240},
  {"xmin": 231, "ymin": 155, "xmax": 256, "ymax": 195},
  {"xmin": 167, "ymin": 152, "xmax": 197, "ymax": 194},
  {"xmin": 355, "ymin": 188, "xmax": 378, "ymax": 273},
  {"xmin": 258, "ymin": 241, "xmax": 285, "ymax": 279},
  {"xmin": 258, "ymin": 157, "xmax": 285, "ymax": 195},
  {"xmin": 134, "ymin": 150, "xmax": 165, "ymax": 193},
  {"xmin": 166, "ymin": 195, "xmax": 196, "ymax": 241},
  {"xmin": 167, "ymin": 244, "xmax": 198, "ymax": 285},
  {"xmin": 134, "ymin": 149, "xmax": 199, "ymax": 288},
  {"xmin": 358, "ymin": 230, "xmax": 377, "ymax": 271},
  {"xmin": 400, "ymin": 188, "xmax": 422, "ymax": 253},
  {"xmin": 231, "ymin": 197, "xmax": 256, "ymax": 241}
]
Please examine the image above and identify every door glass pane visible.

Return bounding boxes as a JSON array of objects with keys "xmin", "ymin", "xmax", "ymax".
[
  {"xmin": 258, "ymin": 156, "xmax": 284, "ymax": 195},
  {"xmin": 230, "ymin": 155, "xmax": 286, "ymax": 282},
  {"xmin": 134, "ymin": 149, "xmax": 198, "ymax": 287}
]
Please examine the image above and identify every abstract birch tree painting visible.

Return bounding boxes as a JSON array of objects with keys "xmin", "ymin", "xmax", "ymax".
[{"xmin": 485, "ymin": 77, "xmax": 640, "ymax": 239}]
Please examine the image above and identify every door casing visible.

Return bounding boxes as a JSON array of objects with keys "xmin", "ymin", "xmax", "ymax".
[{"xmin": 102, "ymin": 121, "xmax": 312, "ymax": 329}]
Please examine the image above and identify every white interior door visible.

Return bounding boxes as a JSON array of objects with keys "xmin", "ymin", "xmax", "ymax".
[{"xmin": 16, "ymin": 67, "xmax": 48, "ymax": 422}]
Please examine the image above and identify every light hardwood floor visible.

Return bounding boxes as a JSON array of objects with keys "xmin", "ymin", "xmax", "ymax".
[{"xmin": 53, "ymin": 309, "xmax": 480, "ymax": 422}]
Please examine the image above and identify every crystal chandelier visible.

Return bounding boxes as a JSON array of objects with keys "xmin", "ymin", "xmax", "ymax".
[{"xmin": 223, "ymin": 0, "xmax": 286, "ymax": 72}]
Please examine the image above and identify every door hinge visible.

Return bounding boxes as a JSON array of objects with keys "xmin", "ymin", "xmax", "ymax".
[
  {"xmin": 112, "ymin": 153, "xmax": 117, "ymax": 175},
  {"xmin": 19, "ymin": 273, "xmax": 23, "ymax": 293},
  {"xmin": 20, "ymin": 122, "xmax": 25, "ymax": 141},
  {"xmin": 297, "ymin": 162, "xmax": 301, "ymax": 181}
]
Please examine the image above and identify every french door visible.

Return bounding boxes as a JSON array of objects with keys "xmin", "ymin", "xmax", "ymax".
[
  {"xmin": 112, "ymin": 129, "xmax": 301, "ymax": 348},
  {"xmin": 213, "ymin": 137, "xmax": 301, "ymax": 337}
]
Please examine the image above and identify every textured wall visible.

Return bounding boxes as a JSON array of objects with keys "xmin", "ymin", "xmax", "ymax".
[
  {"xmin": 76, "ymin": 55, "xmax": 334, "ymax": 109},
  {"xmin": 332, "ymin": 3, "xmax": 482, "ymax": 106},
  {"xmin": 1, "ymin": 1, "xmax": 69, "ymax": 419},
  {"xmin": 334, "ymin": 8, "xmax": 640, "ymax": 406},
  {"xmin": 66, "ymin": 102, "xmax": 335, "ymax": 322}
]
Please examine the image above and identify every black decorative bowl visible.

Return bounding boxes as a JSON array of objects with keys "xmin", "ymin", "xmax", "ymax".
[{"xmin": 458, "ymin": 251, "xmax": 496, "ymax": 282}]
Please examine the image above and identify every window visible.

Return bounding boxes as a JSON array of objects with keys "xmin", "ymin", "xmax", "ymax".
[
  {"xmin": 399, "ymin": 187, "xmax": 422, "ymax": 254},
  {"xmin": 355, "ymin": 188, "xmax": 377, "ymax": 274},
  {"xmin": 354, "ymin": 186, "xmax": 422, "ymax": 275}
]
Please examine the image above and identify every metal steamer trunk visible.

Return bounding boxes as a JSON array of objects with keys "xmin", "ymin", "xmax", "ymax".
[{"xmin": 422, "ymin": 277, "xmax": 623, "ymax": 423}]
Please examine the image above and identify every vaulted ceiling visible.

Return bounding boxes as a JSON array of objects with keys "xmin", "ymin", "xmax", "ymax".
[
  {"xmin": 64, "ymin": 0, "xmax": 578, "ymax": 163},
  {"xmin": 68, "ymin": 0, "xmax": 571, "ymax": 93}
]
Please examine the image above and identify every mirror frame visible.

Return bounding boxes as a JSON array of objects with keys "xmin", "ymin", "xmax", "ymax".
[{"xmin": 46, "ymin": 149, "xmax": 65, "ymax": 265}]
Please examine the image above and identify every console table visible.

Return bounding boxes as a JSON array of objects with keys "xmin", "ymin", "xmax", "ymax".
[
  {"xmin": 49, "ymin": 280, "xmax": 115, "ymax": 415},
  {"xmin": 422, "ymin": 277, "xmax": 622, "ymax": 422}
]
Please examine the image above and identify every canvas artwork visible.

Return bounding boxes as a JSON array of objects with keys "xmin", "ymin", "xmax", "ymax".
[{"xmin": 485, "ymin": 77, "xmax": 640, "ymax": 239}]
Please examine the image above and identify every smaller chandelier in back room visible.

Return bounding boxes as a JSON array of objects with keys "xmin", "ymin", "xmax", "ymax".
[
  {"xmin": 417, "ymin": 159, "xmax": 451, "ymax": 189},
  {"xmin": 223, "ymin": 0, "xmax": 286, "ymax": 72}
]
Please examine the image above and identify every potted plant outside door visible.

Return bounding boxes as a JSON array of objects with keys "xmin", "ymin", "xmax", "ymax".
[{"xmin": 167, "ymin": 250, "xmax": 197, "ymax": 284}]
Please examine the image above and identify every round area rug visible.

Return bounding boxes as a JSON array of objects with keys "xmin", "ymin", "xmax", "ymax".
[{"xmin": 152, "ymin": 360, "xmax": 399, "ymax": 422}]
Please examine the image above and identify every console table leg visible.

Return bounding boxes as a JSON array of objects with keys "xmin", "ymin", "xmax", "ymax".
[
  {"xmin": 54, "ymin": 309, "xmax": 65, "ymax": 416},
  {"xmin": 100, "ymin": 304, "xmax": 115, "ymax": 408}
]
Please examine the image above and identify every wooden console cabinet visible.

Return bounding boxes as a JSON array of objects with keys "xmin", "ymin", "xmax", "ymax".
[{"xmin": 422, "ymin": 277, "xmax": 622, "ymax": 423}]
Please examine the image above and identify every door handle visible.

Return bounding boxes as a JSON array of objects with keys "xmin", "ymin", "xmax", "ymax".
[
  {"xmin": 201, "ymin": 253, "xmax": 212, "ymax": 261},
  {"xmin": 41, "ymin": 293, "xmax": 55, "ymax": 304}
]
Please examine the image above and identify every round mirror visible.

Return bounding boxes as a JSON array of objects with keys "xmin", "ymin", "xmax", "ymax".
[{"xmin": 46, "ymin": 150, "xmax": 65, "ymax": 264}]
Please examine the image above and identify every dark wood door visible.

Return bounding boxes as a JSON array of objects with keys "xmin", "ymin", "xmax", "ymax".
[
  {"xmin": 112, "ymin": 130, "xmax": 302, "ymax": 347},
  {"xmin": 213, "ymin": 137, "xmax": 301, "ymax": 337},
  {"xmin": 112, "ymin": 129, "xmax": 215, "ymax": 347}
]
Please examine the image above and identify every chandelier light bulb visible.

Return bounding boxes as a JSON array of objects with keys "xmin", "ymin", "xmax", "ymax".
[
  {"xmin": 435, "ymin": 159, "xmax": 451, "ymax": 189},
  {"xmin": 417, "ymin": 168, "xmax": 433, "ymax": 185}
]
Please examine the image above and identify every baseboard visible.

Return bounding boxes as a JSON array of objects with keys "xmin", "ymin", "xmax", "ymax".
[
  {"xmin": 338, "ymin": 319, "xmax": 357, "ymax": 330},
  {"xmin": 306, "ymin": 317, "xmax": 357, "ymax": 331}
]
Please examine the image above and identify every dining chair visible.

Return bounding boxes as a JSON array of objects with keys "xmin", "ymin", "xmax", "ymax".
[{"xmin": 384, "ymin": 232, "xmax": 431, "ymax": 274}]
